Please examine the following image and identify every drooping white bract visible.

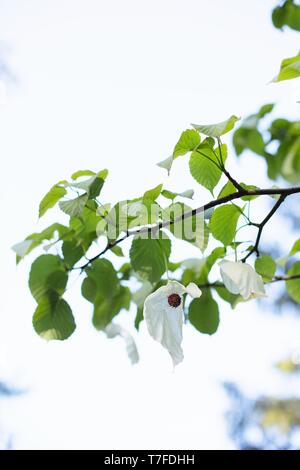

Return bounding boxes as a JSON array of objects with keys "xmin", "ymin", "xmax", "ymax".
[
  {"xmin": 105, "ymin": 323, "xmax": 139, "ymax": 365},
  {"xmin": 219, "ymin": 260, "xmax": 266, "ymax": 300},
  {"xmin": 143, "ymin": 280, "xmax": 202, "ymax": 366}
]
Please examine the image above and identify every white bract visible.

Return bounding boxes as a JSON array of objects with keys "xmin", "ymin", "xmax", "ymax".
[
  {"xmin": 143, "ymin": 280, "xmax": 202, "ymax": 366},
  {"xmin": 219, "ymin": 260, "xmax": 266, "ymax": 300},
  {"xmin": 105, "ymin": 323, "xmax": 139, "ymax": 365}
]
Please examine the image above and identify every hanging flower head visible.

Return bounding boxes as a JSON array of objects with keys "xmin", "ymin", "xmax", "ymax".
[
  {"xmin": 143, "ymin": 281, "xmax": 202, "ymax": 366},
  {"xmin": 219, "ymin": 260, "xmax": 266, "ymax": 300}
]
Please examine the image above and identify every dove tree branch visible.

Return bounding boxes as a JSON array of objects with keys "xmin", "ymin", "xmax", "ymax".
[{"xmin": 75, "ymin": 183, "xmax": 300, "ymax": 271}]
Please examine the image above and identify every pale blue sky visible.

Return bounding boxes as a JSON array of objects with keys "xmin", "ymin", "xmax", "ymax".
[{"xmin": 0, "ymin": 0, "xmax": 299, "ymax": 449}]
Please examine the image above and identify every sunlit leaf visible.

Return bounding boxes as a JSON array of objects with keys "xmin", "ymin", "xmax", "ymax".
[
  {"xmin": 39, "ymin": 184, "xmax": 67, "ymax": 218},
  {"xmin": 189, "ymin": 146, "xmax": 222, "ymax": 193},
  {"xmin": 290, "ymin": 239, "xmax": 300, "ymax": 256},
  {"xmin": 59, "ymin": 194, "xmax": 88, "ymax": 217},
  {"xmin": 192, "ymin": 115, "xmax": 240, "ymax": 137},
  {"xmin": 255, "ymin": 255, "xmax": 276, "ymax": 281},
  {"xmin": 189, "ymin": 291, "xmax": 219, "ymax": 334},
  {"xmin": 33, "ymin": 294, "xmax": 76, "ymax": 340},
  {"xmin": 272, "ymin": 51, "xmax": 300, "ymax": 82},
  {"xmin": 130, "ymin": 233, "xmax": 171, "ymax": 283},
  {"xmin": 143, "ymin": 184, "xmax": 163, "ymax": 202},
  {"xmin": 286, "ymin": 261, "xmax": 300, "ymax": 303},
  {"xmin": 161, "ymin": 189, "xmax": 194, "ymax": 200},
  {"xmin": 210, "ymin": 204, "xmax": 242, "ymax": 246},
  {"xmin": 29, "ymin": 254, "xmax": 67, "ymax": 302},
  {"xmin": 173, "ymin": 129, "xmax": 200, "ymax": 157}
]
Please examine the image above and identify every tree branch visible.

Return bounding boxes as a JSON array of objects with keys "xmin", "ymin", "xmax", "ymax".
[
  {"xmin": 242, "ymin": 194, "xmax": 287, "ymax": 262},
  {"xmin": 222, "ymin": 166, "xmax": 245, "ymax": 192},
  {"xmin": 76, "ymin": 185, "xmax": 300, "ymax": 271},
  {"xmin": 271, "ymin": 274, "xmax": 300, "ymax": 283}
]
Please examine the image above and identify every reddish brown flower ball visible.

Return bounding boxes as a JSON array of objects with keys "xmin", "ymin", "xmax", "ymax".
[{"xmin": 167, "ymin": 293, "xmax": 182, "ymax": 308}]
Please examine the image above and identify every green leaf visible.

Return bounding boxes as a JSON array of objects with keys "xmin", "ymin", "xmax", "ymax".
[
  {"xmin": 81, "ymin": 276, "xmax": 97, "ymax": 302},
  {"xmin": 277, "ymin": 255, "xmax": 289, "ymax": 269},
  {"xmin": 33, "ymin": 294, "xmax": 76, "ymax": 340},
  {"xmin": 173, "ymin": 129, "xmax": 200, "ymax": 157},
  {"xmin": 29, "ymin": 254, "xmax": 67, "ymax": 302},
  {"xmin": 129, "ymin": 233, "xmax": 171, "ymax": 283},
  {"xmin": 189, "ymin": 147, "xmax": 222, "ymax": 193},
  {"xmin": 210, "ymin": 204, "xmax": 242, "ymax": 246},
  {"xmin": 161, "ymin": 189, "xmax": 194, "ymax": 200},
  {"xmin": 272, "ymin": 4, "xmax": 286, "ymax": 29},
  {"xmin": 134, "ymin": 307, "xmax": 144, "ymax": 330},
  {"xmin": 217, "ymin": 181, "xmax": 237, "ymax": 199},
  {"xmin": 240, "ymin": 183, "xmax": 260, "ymax": 200},
  {"xmin": 272, "ymin": 1, "xmax": 300, "ymax": 32},
  {"xmin": 192, "ymin": 115, "xmax": 240, "ymax": 138},
  {"xmin": 110, "ymin": 245, "xmax": 124, "ymax": 257},
  {"xmin": 215, "ymin": 286, "xmax": 241, "ymax": 309},
  {"xmin": 72, "ymin": 201, "xmax": 104, "ymax": 236},
  {"xmin": 12, "ymin": 240, "xmax": 33, "ymax": 259},
  {"xmin": 258, "ymin": 103, "xmax": 275, "ymax": 118},
  {"xmin": 233, "ymin": 127, "xmax": 265, "ymax": 156},
  {"xmin": 39, "ymin": 184, "xmax": 67, "ymax": 218},
  {"xmin": 200, "ymin": 247, "xmax": 226, "ymax": 283},
  {"xmin": 272, "ymin": 51, "xmax": 300, "ymax": 82},
  {"xmin": 59, "ymin": 194, "xmax": 88, "ymax": 217},
  {"xmin": 92, "ymin": 286, "xmax": 131, "ymax": 330},
  {"xmin": 286, "ymin": 261, "xmax": 300, "ymax": 303},
  {"xmin": 163, "ymin": 202, "xmax": 209, "ymax": 252},
  {"xmin": 37, "ymin": 223, "xmax": 70, "ymax": 241},
  {"xmin": 281, "ymin": 138, "xmax": 300, "ymax": 183},
  {"xmin": 189, "ymin": 291, "xmax": 219, "ymax": 334},
  {"xmin": 255, "ymin": 255, "xmax": 276, "ymax": 281},
  {"xmin": 290, "ymin": 239, "xmax": 300, "ymax": 256},
  {"xmin": 62, "ymin": 241, "xmax": 84, "ymax": 268},
  {"xmin": 71, "ymin": 169, "xmax": 96, "ymax": 180},
  {"xmin": 87, "ymin": 177, "xmax": 105, "ymax": 199},
  {"xmin": 81, "ymin": 260, "xmax": 130, "ymax": 330},
  {"xmin": 105, "ymin": 198, "xmax": 161, "ymax": 239},
  {"xmin": 85, "ymin": 259, "xmax": 120, "ymax": 299},
  {"xmin": 143, "ymin": 184, "xmax": 163, "ymax": 202},
  {"xmin": 13, "ymin": 223, "xmax": 70, "ymax": 263},
  {"xmin": 156, "ymin": 155, "xmax": 174, "ymax": 174},
  {"xmin": 205, "ymin": 246, "xmax": 226, "ymax": 273},
  {"xmin": 72, "ymin": 172, "xmax": 107, "ymax": 199},
  {"xmin": 181, "ymin": 247, "xmax": 225, "ymax": 286}
]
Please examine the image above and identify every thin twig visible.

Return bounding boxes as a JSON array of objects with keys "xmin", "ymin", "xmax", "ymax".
[
  {"xmin": 242, "ymin": 194, "xmax": 287, "ymax": 262},
  {"xmin": 271, "ymin": 274, "xmax": 300, "ymax": 283}
]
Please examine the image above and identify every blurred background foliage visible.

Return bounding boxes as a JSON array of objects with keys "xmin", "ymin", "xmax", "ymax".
[
  {"xmin": 0, "ymin": 43, "xmax": 20, "ymax": 451},
  {"xmin": 225, "ymin": 1, "xmax": 300, "ymax": 449},
  {"xmin": 272, "ymin": 0, "xmax": 300, "ymax": 31},
  {"xmin": 233, "ymin": 104, "xmax": 300, "ymax": 183},
  {"xmin": 224, "ymin": 359, "xmax": 300, "ymax": 449},
  {"xmin": 0, "ymin": 382, "xmax": 22, "ymax": 449}
]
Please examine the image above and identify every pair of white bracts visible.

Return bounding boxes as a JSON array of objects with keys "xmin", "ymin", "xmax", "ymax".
[{"xmin": 143, "ymin": 261, "xmax": 266, "ymax": 366}]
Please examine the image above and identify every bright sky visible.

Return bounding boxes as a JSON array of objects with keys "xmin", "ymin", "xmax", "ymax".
[{"xmin": 0, "ymin": 0, "xmax": 300, "ymax": 450}]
